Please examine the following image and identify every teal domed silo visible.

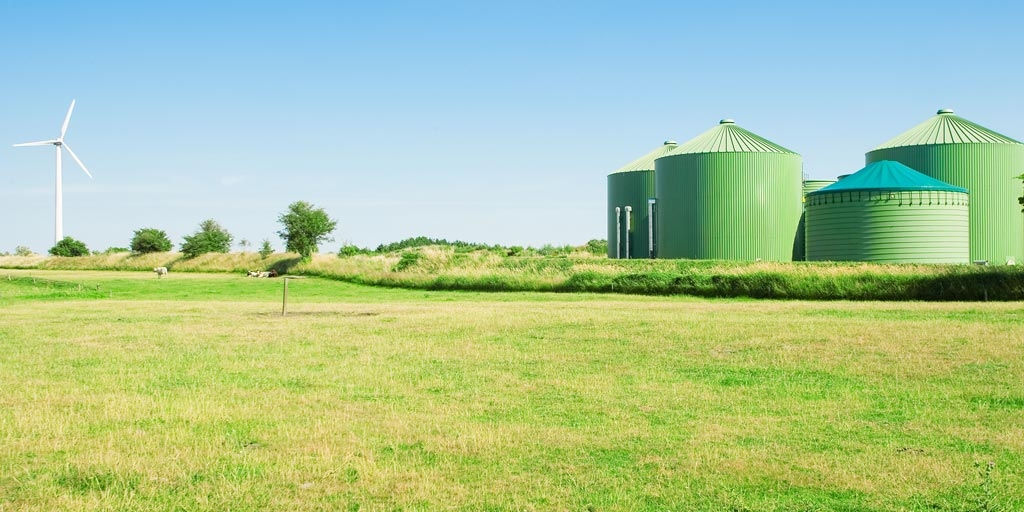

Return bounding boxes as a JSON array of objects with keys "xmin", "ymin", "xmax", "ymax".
[{"xmin": 805, "ymin": 160, "xmax": 969, "ymax": 263}]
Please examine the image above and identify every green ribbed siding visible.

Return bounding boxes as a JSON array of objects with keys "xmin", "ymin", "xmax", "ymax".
[
  {"xmin": 656, "ymin": 152, "xmax": 803, "ymax": 261},
  {"xmin": 866, "ymin": 144, "xmax": 1024, "ymax": 264},
  {"xmin": 607, "ymin": 170, "xmax": 655, "ymax": 258},
  {"xmin": 805, "ymin": 190, "xmax": 969, "ymax": 263},
  {"xmin": 803, "ymin": 180, "xmax": 836, "ymax": 198},
  {"xmin": 794, "ymin": 180, "xmax": 836, "ymax": 261}
]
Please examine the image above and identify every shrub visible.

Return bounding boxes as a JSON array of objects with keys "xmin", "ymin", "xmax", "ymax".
[
  {"xmin": 181, "ymin": 219, "xmax": 233, "ymax": 258},
  {"xmin": 103, "ymin": 247, "xmax": 131, "ymax": 254},
  {"xmin": 14, "ymin": 246, "xmax": 33, "ymax": 256},
  {"xmin": 393, "ymin": 251, "xmax": 421, "ymax": 271},
  {"xmin": 130, "ymin": 228, "xmax": 173, "ymax": 254},
  {"xmin": 337, "ymin": 244, "xmax": 365, "ymax": 258},
  {"xmin": 49, "ymin": 237, "xmax": 89, "ymax": 257},
  {"xmin": 584, "ymin": 239, "xmax": 608, "ymax": 256}
]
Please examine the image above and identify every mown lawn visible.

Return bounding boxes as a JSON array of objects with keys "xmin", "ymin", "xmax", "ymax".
[{"xmin": 0, "ymin": 270, "xmax": 1021, "ymax": 511}]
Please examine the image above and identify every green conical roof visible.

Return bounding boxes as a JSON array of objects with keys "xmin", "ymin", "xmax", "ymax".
[
  {"xmin": 610, "ymin": 140, "xmax": 679, "ymax": 174},
  {"xmin": 808, "ymin": 160, "xmax": 967, "ymax": 196},
  {"xmin": 873, "ymin": 109, "xmax": 1023, "ymax": 149},
  {"xmin": 664, "ymin": 119, "xmax": 798, "ymax": 156}
]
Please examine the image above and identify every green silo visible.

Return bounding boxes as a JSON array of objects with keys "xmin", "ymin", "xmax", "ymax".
[
  {"xmin": 655, "ymin": 119, "xmax": 802, "ymax": 261},
  {"xmin": 866, "ymin": 109, "xmax": 1024, "ymax": 265},
  {"xmin": 607, "ymin": 140, "xmax": 677, "ymax": 258},
  {"xmin": 805, "ymin": 160, "xmax": 969, "ymax": 263},
  {"xmin": 794, "ymin": 179, "xmax": 837, "ymax": 261}
]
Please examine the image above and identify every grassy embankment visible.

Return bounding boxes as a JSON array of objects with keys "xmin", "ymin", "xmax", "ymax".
[
  {"xmin": 2, "ymin": 247, "xmax": 1024, "ymax": 300},
  {"xmin": 0, "ymin": 270, "xmax": 1022, "ymax": 511}
]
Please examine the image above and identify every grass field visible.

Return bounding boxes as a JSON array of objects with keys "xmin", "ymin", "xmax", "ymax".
[
  {"xmin": 5, "ymin": 250, "xmax": 1024, "ymax": 300},
  {"xmin": 1, "ymin": 270, "xmax": 1022, "ymax": 511}
]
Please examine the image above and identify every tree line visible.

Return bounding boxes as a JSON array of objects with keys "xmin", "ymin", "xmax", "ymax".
[{"xmin": 42, "ymin": 201, "xmax": 336, "ymax": 261}]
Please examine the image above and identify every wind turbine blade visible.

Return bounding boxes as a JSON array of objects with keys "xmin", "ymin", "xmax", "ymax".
[
  {"xmin": 13, "ymin": 140, "xmax": 59, "ymax": 147},
  {"xmin": 60, "ymin": 100, "xmax": 76, "ymax": 139},
  {"xmin": 61, "ymin": 143, "xmax": 93, "ymax": 178}
]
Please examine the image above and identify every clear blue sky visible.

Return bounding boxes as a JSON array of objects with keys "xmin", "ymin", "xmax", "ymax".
[{"xmin": 3, "ymin": 1, "xmax": 1023, "ymax": 254}]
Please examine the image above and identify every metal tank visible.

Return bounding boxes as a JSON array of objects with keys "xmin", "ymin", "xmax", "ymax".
[
  {"xmin": 654, "ymin": 119, "xmax": 803, "ymax": 261},
  {"xmin": 607, "ymin": 140, "xmax": 677, "ymax": 258},
  {"xmin": 866, "ymin": 109, "xmax": 1024, "ymax": 265},
  {"xmin": 793, "ymin": 179, "xmax": 837, "ymax": 261},
  {"xmin": 805, "ymin": 160, "xmax": 969, "ymax": 263}
]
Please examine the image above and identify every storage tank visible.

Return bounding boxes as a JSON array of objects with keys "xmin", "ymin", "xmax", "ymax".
[
  {"xmin": 794, "ymin": 179, "xmax": 837, "ymax": 261},
  {"xmin": 866, "ymin": 109, "xmax": 1024, "ymax": 265},
  {"xmin": 655, "ymin": 119, "xmax": 802, "ymax": 261},
  {"xmin": 607, "ymin": 140, "xmax": 677, "ymax": 258},
  {"xmin": 803, "ymin": 180, "xmax": 836, "ymax": 197},
  {"xmin": 805, "ymin": 160, "xmax": 969, "ymax": 263}
]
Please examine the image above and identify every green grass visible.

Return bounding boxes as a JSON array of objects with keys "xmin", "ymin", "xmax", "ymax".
[
  {"xmin": 1, "ymin": 270, "xmax": 1022, "ymax": 510},
  {"xmin": 4, "ymin": 249, "xmax": 1024, "ymax": 300}
]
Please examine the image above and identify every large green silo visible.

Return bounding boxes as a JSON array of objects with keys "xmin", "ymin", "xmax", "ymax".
[
  {"xmin": 793, "ymin": 179, "xmax": 837, "ymax": 261},
  {"xmin": 866, "ymin": 109, "xmax": 1024, "ymax": 264},
  {"xmin": 607, "ymin": 141, "xmax": 677, "ymax": 258},
  {"xmin": 655, "ymin": 119, "xmax": 802, "ymax": 261},
  {"xmin": 805, "ymin": 161, "xmax": 969, "ymax": 263}
]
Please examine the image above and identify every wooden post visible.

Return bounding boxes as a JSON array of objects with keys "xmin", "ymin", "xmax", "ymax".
[
  {"xmin": 281, "ymin": 276, "xmax": 305, "ymax": 316},
  {"xmin": 282, "ymin": 278, "xmax": 290, "ymax": 316}
]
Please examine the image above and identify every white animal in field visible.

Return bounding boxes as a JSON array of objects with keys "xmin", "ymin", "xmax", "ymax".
[
  {"xmin": 246, "ymin": 270, "xmax": 279, "ymax": 278},
  {"xmin": 153, "ymin": 267, "xmax": 168, "ymax": 278}
]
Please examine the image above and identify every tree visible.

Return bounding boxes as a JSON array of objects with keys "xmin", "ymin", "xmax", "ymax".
[
  {"xmin": 239, "ymin": 238, "xmax": 250, "ymax": 253},
  {"xmin": 258, "ymin": 239, "xmax": 274, "ymax": 259},
  {"xmin": 277, "ymin": 201, "xmax": 337, "ymax": 260},
  {"xmin": 130, "ymin": 227, "xmax": 173, "ymax": 254},
  {"xmin": 49, "ymin": 236, "xmax": 89, "ymax": 257},
  {"xmin": 180, "ymin": 219, "xmax": 233, "ymax": 258},
  {"xmin": 1018, "ymin": 174, "xmax": 1023, "ymax": 212},
  {"xmin": 14, "ymin": 246, "xmax": 33, "ymax": 256}
]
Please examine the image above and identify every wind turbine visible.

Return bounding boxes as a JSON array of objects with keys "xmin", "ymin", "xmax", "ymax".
[{"xmin": 13, "ymin": 100, "xmax": 94, "ymax": 244}]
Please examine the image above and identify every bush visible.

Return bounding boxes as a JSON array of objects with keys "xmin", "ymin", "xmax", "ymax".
[
  {"xmin": 102, "ymin": 247, "xmax": 131, "ymax": 254},
  {"xmin": 181, "ymin": 219, "xmax": 233, "ymax": 258},
  {"xmin": 584, "ymin": 239, "xmax": 608, "ymax": 256},
  {"xmin": 393, "ymin": 251, "xmax": 421, "ymax": 271},
  {"xmin": 49, "ymin": 237, "xmax": 89, "ymax": 257},
  {"xmin": 337, "ymin": 244, "xmax": 366, "ymax": 258},
  {"xmin": 14, "ymin": 246, "xmax": 33, "ymax": 256},
  {"xmin": 130, "ymin": 228, "xmax": 173, "ymax": 254}
]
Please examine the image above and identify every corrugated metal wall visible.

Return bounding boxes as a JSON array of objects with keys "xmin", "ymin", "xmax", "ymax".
[
  {"xmin": 805, "ymin": 190, "xmax": 969, "ymax": 263},
  {"xmin": 656, "ymin": 152, "xmax": 803, "ymax": 261},
  {"xmin": 794, "ymin": 180, "xmax": 836, "ymax": 261},
  {"xmin": 867, "ymin": 144, "xmax": 1024, "ymax": 264},
  {"xmin": 607, "ymin": 170, "xmax": 656, "ymax": 258}
]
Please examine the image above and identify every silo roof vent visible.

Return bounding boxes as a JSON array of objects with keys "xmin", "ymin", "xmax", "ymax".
[
  {"xmin": 663, "ymin": 119, "xmax": 797, "ymax": 155},
  {"xmin": 610, "ymin": 141, "xmax": 683, "ymax": 174},
  {"xmin": 873, "ymin": 110, "xmax": 1023, "ymax": 149}
]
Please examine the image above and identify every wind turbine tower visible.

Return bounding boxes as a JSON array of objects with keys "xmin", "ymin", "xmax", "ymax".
[{"xmin": 13, "ymin": 100, "xmax": 94, "ymax": 244}]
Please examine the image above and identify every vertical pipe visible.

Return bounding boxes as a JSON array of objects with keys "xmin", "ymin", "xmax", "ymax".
[
  {"xmin": 648, "ymin": 199, "xmax": 655, "ymax": 258},
  {"xmin": 615, "ymin": 207, "xmax": 621, "ymax": 259},
  {"xmin": 624, "ymin": 206, "xmax": 632, "ymax": 260}
]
